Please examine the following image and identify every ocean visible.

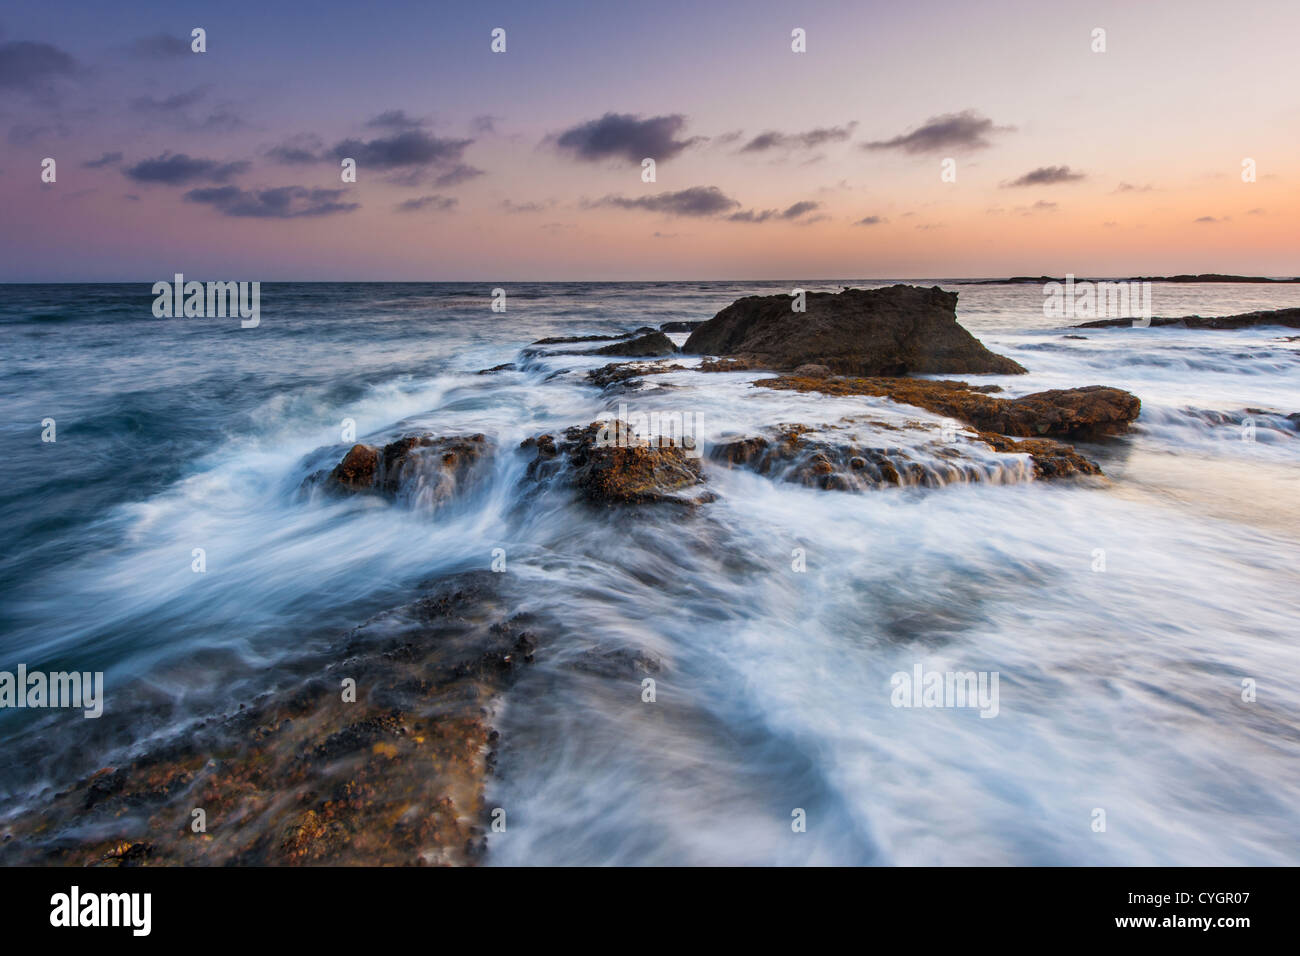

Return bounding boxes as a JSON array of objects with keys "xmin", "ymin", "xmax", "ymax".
[{"xmin": 2, "ymin": 279, "xmax": 1298, "ymax": 864}]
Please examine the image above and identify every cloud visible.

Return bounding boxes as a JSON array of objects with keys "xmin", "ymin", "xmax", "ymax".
[
  {"xmin": 129, "ymin": 34, "xmax": 190, "ymax": 59},
  {"xmin": 130, "ymin": 87, "xmax": 207, "ymax": 113},
  {"xmin": 1004, "ymin": 165, "xmax": 1085, "ymax": 187},
  {"xmin": 366, "ymin": 110, "xmax": 427, "ymax": 131},
  {"xmin": 83, "ymin": 151, "xmax": 123, "ymax": 168},
  {"xmin": 553, "ymin": 112, "xmax": 702, "ymax": 164},
  {"xmin": 1246, "ymin": 207, "xmax": 1265, "ymax": 216},
  {"xmin": 1115, "ymin": 182, "xmax": 1153, "ymax": 193},
  {"xmin": 728, "ymin": 201, "xmax": 822, "ymax": 224},
  {"xmin": 863, "ymin": 110, "xmax": 1010, "ymax": 153},
  {"xmin": 125, "ymin": 153, "xmax": 250, "ymax": 185},
  {"xmin": 432, "ymin": 163, "xmax": 484, "ymax": 187},
  {"xmin": 1193, "ymin": 215, "xmax": 1226, "ymax": 224},
  {"xmin": 8, "ymin": 122, "xmax": 67, "ymax": 145},
  {"xmin": 331, "ymin": 130, "xmax": 473, "ymax": 169},
  {"xmin": 395, "ymin": 194, "xmax": 457, "ymax": 213},
  {"xmin": 471, "ymin": 114, "xmax": 499, "ymax": 134},
  {"xmin": 184, "ymin": 185, "xmax": 359, "ymax": 218},
  {"xmin": 741, "ymin": 123, "xmax": 857, "ymax": 152},
  {"xmin": 854, "ymin": 215, "xmax": 887, "ymax": 226},
  {"xmin": 502, "ymin": 199, "xmax": 555, "ymax": 214},
  {"xmin": 782, "ymin": 200, "xmax": 820, "ymax": 218},
  {"xmin": 200, "ymin": 109, "xmax": 245, "ymax": 132},
  {"xmin": 0, "ymin": 40, "xmax": 77, "ymax": 99},
  {"xmin": 267, "ymin": 135, "xmax": 324, "ymax": 165},
  {"xmin": 592, "ymin": 185, "xmax": 740, "ymax": 217}
]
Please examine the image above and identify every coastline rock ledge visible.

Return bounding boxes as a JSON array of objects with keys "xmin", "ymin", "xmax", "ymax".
[{"xmin": 683, "ymin": 284, "xmax": 1027, "ymax": 376}]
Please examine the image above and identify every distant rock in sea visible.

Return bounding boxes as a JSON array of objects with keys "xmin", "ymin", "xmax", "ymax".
[
  {"xmin": 1075, "ymin": 306, "xmax": 1300, "ymax": 329},
  {"xmin": 963, "ymin": 274, "xmax": 1300, "ymax": 285},
  {"xmin": 682, "ymin": 284, "xmax": 1026, "ymax": 376}
]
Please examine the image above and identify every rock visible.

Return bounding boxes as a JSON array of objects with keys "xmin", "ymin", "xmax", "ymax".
[
  {"xmin": 523, "ymin": 421, "xmax": 708, "ymax": 506},
  {"xmin": 682, "ymin": 285, "xmax": 1026, "ymax": 375},
  {"xmin": 330, "ymin": 444, "xmax": 379, "ymax": 490},
  {"xmin": 660, "ymin": 320, "xmax": 703, "ymax": 332},
  {"xmin": 477, "ymin": 362, "xmax": 517, "ymax": 374},
  {"xmin": 792, "ymin": 363, "xmax": 832, "ymax": 378},
  {"xmin": 698, "ymin": 357, "xmax": 754, "ymax": 372},
  {"xmin": 593, "ymin": 331, "xmax": 679, "ymax": 357},
  {"xmin": 530, "ymin": 331, "xmax": 634, "ymax": 345},
  {"xmin": 974, "ymin": 432, "xmax": 1102, "ymax": 479},
  {"xmin": 319, "ymin": 434, "xmax": 491, "ymax": 506},
  {"xmin": 754, "ymin": 376, "xmax": 1140, "ymax": 440},
  {"xmin": 1076, "ymin": 307, "xmax": 1300, "ymax": 329},
  {"xmin": 711, "ymin": 423, "xmax": 1102, "ymax": 490},
  {"xmin": 0, "ymin": 572, "xmax": 540, "ymax": 867},
  {"xmin": 586, "ymin": 361, "xmax": 686, "ymax": 389}
]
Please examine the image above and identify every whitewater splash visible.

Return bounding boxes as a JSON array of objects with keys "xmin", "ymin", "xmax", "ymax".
[{"xmin": 2, "ymin": 281, "xmax": 1299, "ymax": 865}]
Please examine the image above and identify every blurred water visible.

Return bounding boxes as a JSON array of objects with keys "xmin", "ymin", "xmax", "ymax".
[{"xmin": 1, "ymin": 279, "xmax": 1298, "ymax": 864}]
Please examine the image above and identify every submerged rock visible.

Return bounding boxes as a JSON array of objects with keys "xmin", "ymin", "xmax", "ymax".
[
  {"xmin": 522, "ymin": 421, "xmax": 708, "ymax": 506},
  {"xmin": 683, "ymin": 285, "xmax": 1026, "ymax": 375},
  {"xmin": 593, "ymin": 331, "xmax": 679, "ymax": 357},
  {"xmin": 0, "ymin": 573, "xmax": 538, "ymax": 867},
  {"xmin": 755, "ymin": 376, "xmax": 1140, "ymax": 440},
  {"xmin": 1075, "ymin": 306, "xmax": 1300, "ymax": 329},
  {"xmin": 711, "ymin": 422, "xmax": 1100, "ymax": 491},
  {"xmin": 531, "ymin": 331, "xmax": 635, "ymax": 345}
]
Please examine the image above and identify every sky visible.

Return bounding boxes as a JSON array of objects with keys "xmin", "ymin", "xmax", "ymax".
[{"xmin": 2, "ymin": 0, "xmax": 1298, "ymax": 281}]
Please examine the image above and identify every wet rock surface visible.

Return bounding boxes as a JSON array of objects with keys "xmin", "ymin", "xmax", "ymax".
[
  {"xmin": 683, "ymin": 285, "xmax": 1027, "ymax": 375},
  {"xmin": 0, "ymin": 573, "xmax": 538, "ymax": 866},
  {"xmin": 593, "ymin": 331, "xmax": 679, "ymax": 357},
  {"xmin": 586, "ymin": 361, "xmax": 687, "ymax": 389},
  {"xmin": 312, "ymin": 433, "xmax": 492, "ymax": 507},
  {"xmin": 755, "ymin": 376, "xmax": 1140, "ymax": 440},
  {"xmin": 523, "ymin": 421, "xmax": 709, "ymax": 506},
  {"xmin": 711, "ymin": 421, "xmax": 1100, "ymax": 491}
]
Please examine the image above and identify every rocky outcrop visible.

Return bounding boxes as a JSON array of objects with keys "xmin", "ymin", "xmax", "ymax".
[
  {"xmin": 313, "ymin": 434, "xmax": 492, "ymax": 508},
  {"xmin": 683, "ymin": 285, "xmax": 1026, "ymax": 375},
  {"xmin": 522, "ymin": 421, "xmax": 709, "ymax": 506},
  {"xmin": 1076, "ymin": 307, "xmax": 1300, "ymax": 329},
  {"xmin": 594, "ymin": 331, "xmax": 679, "ymax": 357},
  {"xmin": 659, "ymin": 320, "xmax": 703, "ymax": 332},
  {"xmin": 755, "ymin": 376, "xmax": 1140, "ymax": 440},
  {"xmin": 0, "ymin": 573, "xmax": 537, "ymax": 866},
  {"xmin": 711, "ymin": 422, "xmax": 1100, "ymax": 491}
]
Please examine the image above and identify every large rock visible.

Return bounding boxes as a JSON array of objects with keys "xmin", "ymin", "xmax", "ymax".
[
  {"xmin": 683, "ymin": 285, "xmax": 1026, "ymax": 375},
  {"xmin": 755, "ymin": 376, "xmax": 1140, "ymax": 440}
]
